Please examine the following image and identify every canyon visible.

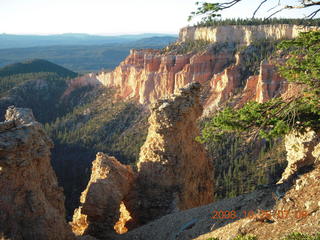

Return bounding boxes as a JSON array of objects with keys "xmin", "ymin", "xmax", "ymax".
[
  {"xmin": 1, "ymin": 102, "xmax": 319, "ymax": 240},
  {"xmin": 93, "ymin": 25, "xmax": 313, "ymax": 104},
  {"xmin": 0, "ymin": 24, "xmax": 320, "ymax": 240},
  {"xmin": 62, "ymin": 25, "xmax": 315, "ymax": 113}
]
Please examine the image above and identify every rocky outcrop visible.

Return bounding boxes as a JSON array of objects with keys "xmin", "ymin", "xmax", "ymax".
[
  {"xmin": 116, "ymin": 184, "xmax": 278, "ymax": 240},
  {"xmin": 239, "ymin": 60, "xmax": 286, "ymax": 105},
  {"xmin": 203, "ymin": 57, "xmax": 287, "ymax": 114},
  {"xmin": 278, "ymin": 129, "xmax": 320, "ymax": 183},
  {"xmin": 71, "ymin": 152, "xmax": 134, "ymax": 239},
  {"xmin": 62, "ymin": 73, "xmax": 101, "ymax": 98},
  {"xmin": 96, "ymin": 49, "xmax": 234, "ymax": 105},
  {"xmin": 0, "ymin": 106, "xmax": 74, "ymax": 240},
  {"xmin": 255, "ymin": 60, "xmax": 286, "ymax": 103},
  {"xmin": 113, "ymin": 202, "xmax": 133, "ymax": 234},
  {"xmin": 71, "ymin": 83, "xmax": 214, "ymax": 235},
  {"xmin": 203, "ymin": 54, "xmax": 242, "ymax": 114},
  {"xmin": 129, "ymin": 82, "xmax": 214, "ymax": 224},
  {"xmin": 179, "ymin": 24, "xmax": 319, "ymax": 45}
]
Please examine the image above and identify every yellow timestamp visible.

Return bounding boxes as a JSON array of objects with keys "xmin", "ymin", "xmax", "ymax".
[{"xmin": 211, "ymin": 209, "xmax": 308, "ymax": 220}]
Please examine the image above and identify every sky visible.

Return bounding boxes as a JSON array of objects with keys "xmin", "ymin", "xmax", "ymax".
[{"xmin": 0, "ymin": 0, "xmax": 319, "ymax": 35}]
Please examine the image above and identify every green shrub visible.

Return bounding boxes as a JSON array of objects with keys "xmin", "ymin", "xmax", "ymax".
[
  {"xmin": 161, "ymin": 40, "xmax": 211, "ymax": 54},
  {"xmin": 233, "ymin": 235, "xmax": 257, "ymax": 240},
  {"xmin": 282, "ymin": 232, "xmax": 320, "ymax": 240}
]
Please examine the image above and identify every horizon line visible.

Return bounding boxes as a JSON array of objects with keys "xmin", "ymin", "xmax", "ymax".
[{"xmin": 0, "ymin": 31, "xmax": 180, "ymax": 36}]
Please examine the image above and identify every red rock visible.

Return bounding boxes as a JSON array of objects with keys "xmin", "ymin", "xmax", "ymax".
[
  {"xmin": 239, "ymin": 60, "xmax": 287, "ymax": 106},
  {"xmin": 96, "ymin": 49, "xmax": 234, "ymax": 105}
]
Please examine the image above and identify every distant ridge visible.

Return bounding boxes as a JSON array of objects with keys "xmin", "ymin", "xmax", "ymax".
[
  {"xmin": 0, "ymin": 59, "xmax": 77, "ymax": 78},
  {"xmin": 0, "ymin": 33, "xmax": 178, "ymax": 49},
  {"xmin": 0, "ymin": 36, "xmax": 177, "ymax": 72}
]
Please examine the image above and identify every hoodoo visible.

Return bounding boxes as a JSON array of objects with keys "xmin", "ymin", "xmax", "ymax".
[
  {"xmin": 130, "ymin": 82, "xmax": 214, "ymax": 224},
  {"xmin": 71, "ymin": 153, "xmax": 134, "ymax": 239},
  {"xmin": 0, "ymin": 106, "xmax": 74, "ymax": 240}
]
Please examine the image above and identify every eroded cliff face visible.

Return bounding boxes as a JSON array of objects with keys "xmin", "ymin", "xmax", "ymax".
[
  {"xmin": 237, "ymin": 60, "xmax": 286, "ymax": 105},
  {"xmin": 94, "ymin": 45, "xmax": 289, "ymax": 113},
  {"xmin": 0, "ymin": 107, "xmax": 74, "ymax": 240},
  {"xmin": 179, "ymin": 24, "xmax": 319, "ymax": 45},
  {"xmin": 130, "ymin": 82, "xmax": 214, "ymax": 224},
  {"xmin": 62, "ymin": 73, "xmax": 101, "ymax": 98},
  {"xmin": 203, "ymin": 53, "xmax": 242, "ymax": 114},
  {"xmin": 71, "ymin": 153, "xmax": 134, "ymax": 239},
  {"xmin": 96, "ymin": 48, "xmax": 235, "ymax": 105},
  {"xmin": 203, "ymin": 57, "xmax": 287, "ymax": 114},
  {"xmin": 91, "ymin": 25, "xmax": 320, "ymax": 111}
]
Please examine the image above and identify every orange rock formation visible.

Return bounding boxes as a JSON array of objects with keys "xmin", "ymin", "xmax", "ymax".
[
  {"xmin": 96, "ymin": 49, "xmax": 235, "ymax": 105},
  {"xmin": 0, "ymin": 106, "xmax": 74, "ymax": 240},
  {"xmin": 129, "ymin": 82, "xmax": 214, "ymax": 225},
  {"xmin": 89, "ymin": 25, "xmax": 320, "ymax": 111},
  {"xmin": 239, "ymin": 60, "xmax": 286, "ymax": 105},
  {"xmin": 71, "ymin": 153, "xmax": 134, "ymax": 239},
  {"xmin": 72, "ymin": 83, "xmax": 214, "ymax": 237},
  {"xmin": 94, "ymin": 48, "xmax": 290, "ymax": 116}
]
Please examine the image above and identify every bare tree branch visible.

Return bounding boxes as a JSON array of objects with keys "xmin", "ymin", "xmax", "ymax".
[
  {"xmin": 252, "ymin": 0, "xmax": 269, "ymax": 18},
  {"xmin": 285, "ymin": 0, "xmax": 320, "ymax": 9},
  {"xmin": 267, "ymin": 5, "xmax": 280, "ymax": 13},
  {"xmin": 267, "ymin": 0, "xmax": 282, "ymax": 13},
  {"xmin": 259, "ymin": 0, "xmax": 320, "ymax": 18},
  {"xmin": 266, "ymin": 7, "xmax": 286, "ymax": 19},
  {"xmin": 308, "ymin": 7, "xmax": 320, "ymax": 18},
  {"xmin": 189, "ymin": 0, "xmax": 320, "ymax": 22},
  {"xmin": 218, "ymin": 0, "xmax": 242, "ymax": 10}
]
